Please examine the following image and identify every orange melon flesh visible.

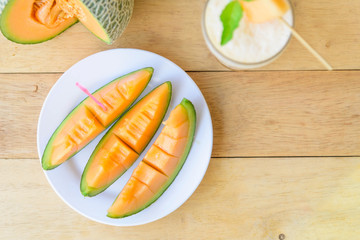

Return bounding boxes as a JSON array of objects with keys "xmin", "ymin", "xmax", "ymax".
[
  {"xmin": 113, "ymin": 83, "xmax": 170, "ymax": 154},
  {"xmin": 143, "ymin": 145, "xmax": 179, "ymax": 177},
  {"xmin": 50, "ymin": 107, "xmax": 104, "ymax": 166},
  {"xmin": 42, "ymin": 68, "xmax": 153, "ymax": 170},
  {"xmin": 107, "ymin": 177, "xmax": 153, "ymax": 218},
  {"xmin": 162, "ymin": 121, "xmax": 189, "ymax": 139},
  {"xmin": 241, "ymin": 0, "xmax": 289, "ymax": 23},
  {"xmin": 85, "ymin": 135, "xmax": 138, "ymax": 188},
  {"xmin": 0, "ymin": 0, "xmax": 77, "ymax": 43},
  {"xmin": 58, "ymin": 0, "xmax": 110, "ymax": 42},
  {"xmin": 154, "ymin": 134, "xmax": 188, "ymax": 158},
  {"xmin": 80, "ymin": 82, "xmax": 171, "ymax": 196},
  {"xmin": 108, "ymin": 100, "xmax": 195, "ymax": 218},
  {"xmin": 85, "ymin": 153, "xmax": 126, "ymax": 189},
  {"xmin": 51, "ymin": 136, "xmax": 77, "ymax": 167},
  {"xmin": 133, "ymin": 162, "xmax": 168, "ymax": 193},
  {"xmin": 84, "ymin": 70, "xmax": 151, "ymax": 127},
  {"xmin": 163, "ymin": 104, "xmax": 188, "ymax": 128}
]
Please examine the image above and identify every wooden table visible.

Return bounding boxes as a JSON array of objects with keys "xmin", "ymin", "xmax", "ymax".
[{"xmin": 1, "ymin": 0, "xmax": 360, "ymax": 239}]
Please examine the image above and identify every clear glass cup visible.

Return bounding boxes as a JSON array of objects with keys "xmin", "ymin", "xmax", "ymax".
[{"xmin": 201, "ymin": 0, "xmax": 294, "ymax": 70}]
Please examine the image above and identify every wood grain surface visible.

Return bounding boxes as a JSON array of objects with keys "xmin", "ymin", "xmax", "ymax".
[
  {"xmin": 1, "ymin": 157, "xmax": 360, "ymax": 240},
  {"xmin": 1, "ymin": 0, "xmax": 360, "ymax": 238},
  {"xmin": 0, "ymin": 0, "xmax": 359, "ymax": 72},
  {"xmin": 1, "ymin": 71, "xmax": 359, "ymax": 158}
]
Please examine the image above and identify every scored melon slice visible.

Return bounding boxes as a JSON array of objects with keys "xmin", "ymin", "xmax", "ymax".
[
  {"xmin": 107, "ymin": 98, "xmax": 196, "ymax": 218},
  {"xmin": 41, "ymin": 67, "xmax": 153, "ymax": 170},
  {"xmin": 80, "ymin": 82, "xmax": 172, "ymax": 197},
  {"xmin": 85, "ymin": 135, "xmax": 139, "ymax": 189}
]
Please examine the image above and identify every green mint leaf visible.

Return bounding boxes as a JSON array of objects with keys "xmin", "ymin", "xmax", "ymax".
[{"xmin": 220, "ymin": 0, "xmax": 243, "ymax": 46}]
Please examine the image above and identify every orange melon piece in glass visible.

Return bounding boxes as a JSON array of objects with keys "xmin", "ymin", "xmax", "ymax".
[{"xmin": 241, "ymin": 0, "xmax": 289, "ymax": 23}]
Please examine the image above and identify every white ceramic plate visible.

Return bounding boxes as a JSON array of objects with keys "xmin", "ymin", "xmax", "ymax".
[{"xmin": 37, "ymin": 49, "xmax": 213, "ymax": 226}]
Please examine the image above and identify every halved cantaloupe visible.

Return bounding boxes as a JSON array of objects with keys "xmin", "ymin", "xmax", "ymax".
[
  {"xmin": 240, "ymin": 0, "xmax": 289, "ymax": 23},
  {"xmin": 0, "ymin": 0, "xmax": 133, "ymax": 44},
  {"xmin": 0, "ymin": 0, "xmax": 78, "ymax": 43},
  {"xmin": 41, "ymin": 67, "xmax": 153, "ymax": 170},
  {"xmin": 58, "ymin": 0, "xmax": 134, "ymax": 44},
  {"xmin": 107, "ymin": 98, "xmax": 196, "ymax": 218},
  {"xmin": 80, "ymin": 82, "xmax": 172, "ymax": 197}
]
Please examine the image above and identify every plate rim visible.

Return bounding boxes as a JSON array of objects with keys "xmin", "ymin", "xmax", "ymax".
[{"xmin": 37, "ymin": 48, "xmax": 213, "ymax": 226}]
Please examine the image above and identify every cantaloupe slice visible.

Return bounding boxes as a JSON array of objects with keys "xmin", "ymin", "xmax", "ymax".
[
  {"xmin": 143, "ymin": 145, "xmax": 179, "ymax": 177},
  {"xmin": 0, "ymin": 0, "xmax": 133, "ymax": 44},
  {"xmin": 133, "ymin": 161, "xmax": 168, "ymax": 193},
  {"xmin": 108, "ymin": 177, "xmax": 153, "ymax": 217},
  {"xmin": 240, "ymin": 0, "xmax": 289, "ymax": 23},
  {"xmin": 84, "ymin": 70, "xmax": 152, "ymax": 127},
  {"xmin": 41, "ymin": 67, "xmax": 153, "ymax": 170},
  {"xmin": 85, "ymin": 135, "xmax": 138, "ymax": 189},
  {"xmin": 112, "ymin": 85, "xmax": 172, "ymax": 154},
  {"xmin": 80, "ymin": 82, "xmax": 172, "ymax": 197},
  {"xmin": 161, "ymin": 121, "xmax": 189, "ymax": 139},
  {"xmin": 107, "ymin": 98, "xmax": 196, "ymax": 218},
  {"xmin": 154, "ymin": 134, "xmax": 188, "ymax": 158}
]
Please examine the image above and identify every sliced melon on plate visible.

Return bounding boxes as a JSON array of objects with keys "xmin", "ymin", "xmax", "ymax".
[
  {"xmin": 108, "ymin": 177, "xmax": 153, "ymax": 218},
  {"xmin": 107, "ymin": 98, "xmax": 196, "ymax": 218},
  {"xmin": 112, "ymin": 87, "xmax": 171, "ymax": 154},
  {"xmin": 41, "ymin": 67, "xmax": 152, "ymax": 170},
  {"xmin": 81, "ymin": 82, "xmax": 172, "ymax": 197},
  {"xmin": 85, "ymin": 134, "xmax": 139, "ymax": 189}
]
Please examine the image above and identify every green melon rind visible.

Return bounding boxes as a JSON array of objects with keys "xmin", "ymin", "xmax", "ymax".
[
  {"xmin": 76, "ymin": 0, "xmax": 133, "ymax": 44},
  {"xmin": 107, "ymin": 98, "xmax": 196, "ymax": 218},
  {"xmin": 41, "ymin": 67, "xmax": 153, "ymax": 170},
  {"xmin": 80, "ymin": 82, "xmax": 172, "ymax": 197},
  {"xmin": 1, "ymin": 20, "xmax": 78, "ymax": 44},
  {"xmin": 0, "ymin": 0, "xmax": 78, "ymax": 44}
]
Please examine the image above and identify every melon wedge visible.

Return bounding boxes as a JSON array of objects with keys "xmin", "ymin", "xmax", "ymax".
[
  {"xmin": 107, "ymin": 98, "xmax": 196, "ymax": 218},
  {"xmin": 81, "ymin": 82, "xmax": 172, "ymax": 197},
  {"xmin": 41, "ymin": 67, "xmax": 153, "ymax": 170}
]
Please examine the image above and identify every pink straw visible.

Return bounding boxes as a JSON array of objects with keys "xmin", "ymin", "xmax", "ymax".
[{"xmin": 76, "ymin": 82, "xmax": 107, "ymax": 111}]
